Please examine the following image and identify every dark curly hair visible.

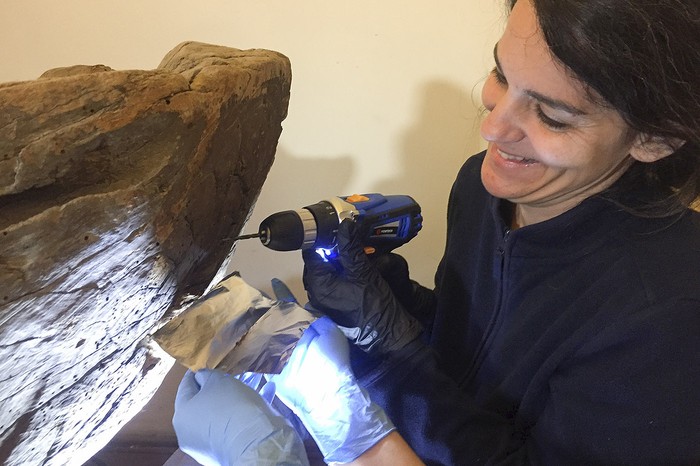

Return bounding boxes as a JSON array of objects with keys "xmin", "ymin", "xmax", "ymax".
[{"xmin": 510, "ymin": 0, "xmax": 700, "ymax": 216}]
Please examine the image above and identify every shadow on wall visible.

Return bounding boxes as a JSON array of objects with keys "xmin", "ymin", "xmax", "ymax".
[
  {"xmin": 374, "ymin": 79, "xmax": 485, "ymax": 280},
  {"xmin": 262, "ymin": 145, "xmax": 355, "ymax": 202},
  {"xmin": 235, "ymin": 79, "xmax": 485, "ymax": 295},
  {"xmin": 227, "ymin": 144, "xmax": 355, "ymax": 300}
]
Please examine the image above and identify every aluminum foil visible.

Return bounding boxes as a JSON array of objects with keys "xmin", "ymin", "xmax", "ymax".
[{"xmin": 152, "ymin": 273, "xmax": 316, "ymax": 375}]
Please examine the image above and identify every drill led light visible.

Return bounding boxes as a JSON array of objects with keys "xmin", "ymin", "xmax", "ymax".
[{"xmin": 316, "ymin": 247, "xmax": 338, "ymax": 262}]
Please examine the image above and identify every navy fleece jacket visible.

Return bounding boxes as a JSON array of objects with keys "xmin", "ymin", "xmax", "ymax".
[{"xmin": 355, "ymin": 153, "xmax": 700, "ymax": 465}]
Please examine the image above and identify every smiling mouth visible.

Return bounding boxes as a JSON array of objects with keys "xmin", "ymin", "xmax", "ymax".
[{"xmin": 497, "ymin": 148, "xmax": 538, "ymax": 165}]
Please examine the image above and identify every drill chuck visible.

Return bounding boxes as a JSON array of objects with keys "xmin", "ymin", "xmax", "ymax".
[
  {"xmin": 258, "ymin": 198, "xmax": 357, "ymax": 251},
  {"xmin": 258, "ymin": 208, "xmax": 316, "ymax": 251}
]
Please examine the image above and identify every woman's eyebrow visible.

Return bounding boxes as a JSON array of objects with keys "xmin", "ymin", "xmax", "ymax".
[{"xmin": 493, "ymin": 43, "xmax": 586, "ymax": 116}]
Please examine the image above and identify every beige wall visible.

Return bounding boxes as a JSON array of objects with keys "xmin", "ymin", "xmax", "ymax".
[{"xmin": 1, "ymin": 0, "xmax": 505, "ymax": 444}]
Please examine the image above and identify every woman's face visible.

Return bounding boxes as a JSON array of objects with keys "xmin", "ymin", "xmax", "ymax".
[{"xmin": 480, "ymin": 0, "xmax": 637, "ymax": 226}]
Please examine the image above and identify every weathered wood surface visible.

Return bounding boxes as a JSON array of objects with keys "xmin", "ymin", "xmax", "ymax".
[{"xmin": 0, "ymin": 41, "xmax": 291, "ymax": 465}]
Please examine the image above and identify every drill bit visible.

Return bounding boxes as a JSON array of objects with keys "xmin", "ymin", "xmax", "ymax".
[{"xmin": 235, "ymin": 232, "xmax": 261, "ymax": 241}]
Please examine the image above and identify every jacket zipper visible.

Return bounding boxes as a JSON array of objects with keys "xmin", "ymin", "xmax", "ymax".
[{"xmin": 459, "ymin": 228, "xmax": 511, "ymax": 387}]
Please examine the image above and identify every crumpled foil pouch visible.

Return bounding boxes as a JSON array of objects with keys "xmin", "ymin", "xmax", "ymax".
[{"xmin": 152, "ymin": 273, "xmax": 316, "ymax": 375}]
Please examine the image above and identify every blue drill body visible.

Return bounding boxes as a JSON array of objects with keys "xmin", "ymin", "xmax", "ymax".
[{"xmin": 254, "ymin": 193, "xmax": 422, "ymax": 253}]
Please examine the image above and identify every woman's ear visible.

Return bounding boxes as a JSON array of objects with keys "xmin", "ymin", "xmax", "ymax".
[{"xmin": 629, "ymin": 134, "xmax": 684, "ymax": 163}]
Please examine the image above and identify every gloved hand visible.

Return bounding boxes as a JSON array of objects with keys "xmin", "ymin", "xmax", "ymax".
[
  {"xmin": 268, "ymin": 316, "xmax": 395, "ymax": 464},
  {"xmin": 302, "ymin": 219, "xmax": 422, "ymax": 354},
  {"xmin": 371, "ymin": 253, "xmax": 438, "ymax": 329},
  {"xmin": 173, "ymin": 369, "xmax": 309, "ymax": 466}
]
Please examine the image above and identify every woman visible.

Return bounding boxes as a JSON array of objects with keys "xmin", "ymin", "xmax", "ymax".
[
  {"xmin": 299, "ymin": 0, "xmax": 700, "ymax": 463},
  {"xmin": 174, "ymin": 0, "xmax": 700, "ymax": 464}
]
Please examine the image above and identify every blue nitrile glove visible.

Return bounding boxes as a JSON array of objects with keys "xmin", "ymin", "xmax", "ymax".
[
  {"xmin": 271, "ymin": 277, "xmax": 299, "ymax": 304},
  {"xmin": 173, "ymin": 369, "xmax": 309, "ymax": 466},
  {"xmin": 302, "ymin": 219, "xmax": 423, "ymax": 354},
  {"xmin": 268, "ymin": 316, "xmax": 396, "ymax": 464}
]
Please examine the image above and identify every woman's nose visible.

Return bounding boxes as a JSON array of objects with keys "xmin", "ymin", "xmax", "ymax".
[{"xmin": 480, "ymin": 76, "xmax": 524, "ymax": 143}]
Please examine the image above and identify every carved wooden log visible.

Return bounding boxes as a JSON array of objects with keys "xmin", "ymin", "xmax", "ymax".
[{"xmin": 0, "ymin": 41, "xmax": 291, "ymax": 465}]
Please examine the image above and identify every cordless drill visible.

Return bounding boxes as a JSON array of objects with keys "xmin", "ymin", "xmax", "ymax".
[{"xmin": 236, "ymin": 193, "xmax": 422, "ymax": 254}]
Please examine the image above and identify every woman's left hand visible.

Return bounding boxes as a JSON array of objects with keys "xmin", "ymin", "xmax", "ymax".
[
  {"xmin": 268, "ymin": 316, "xmax": 396, "ymax": 464},
  {"xmin": 173, "ymin": 369, "xmax": 309, "ymax": 466}
]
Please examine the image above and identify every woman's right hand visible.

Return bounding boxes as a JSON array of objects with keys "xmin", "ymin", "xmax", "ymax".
[{"xmin": 302, "ymin": 219, "xmax": 423, "ymax": 355}]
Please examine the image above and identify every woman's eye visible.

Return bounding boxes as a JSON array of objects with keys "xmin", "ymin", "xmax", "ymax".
[
  {"xmin": 536, "ymin": 106, "xmax": 569, "ymax": 130},
  {"xmin": 491, "ymin": 67, "xmax": 507, "ymax": 86}
]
